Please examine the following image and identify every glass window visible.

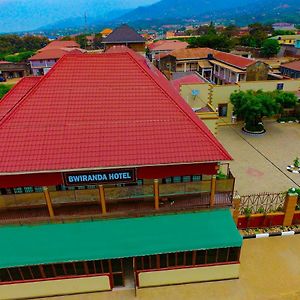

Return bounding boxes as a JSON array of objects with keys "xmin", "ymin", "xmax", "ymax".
[
  {"xmin": 192, "ymin": 175, "xmax": 202, "ymax": 182},
  {"xmin": 13, "ymin": 187, "xmax": 23, "ymax": 194},
  {"xmin": 173, "ymin": 176, "xmax": 181, "ymax": 183},
  {"xmin": 218, "ymin": 104, "xmax": 228, "ymax": 117},
  {"xmin": 277, "ymin": 83, "xmax": 284, "ymax": 90},
  {"xmin": 182, "ymin": 176, "xmax": 191, "ymax": 182},
  {"xmin": 24, "ymin": 187, "xmax": 34, "ymax": 193}
]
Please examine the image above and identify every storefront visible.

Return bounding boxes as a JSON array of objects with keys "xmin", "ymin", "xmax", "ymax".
[{"xmin": 0, "ymin": 209, "xmax": 242, "ymax": 299}]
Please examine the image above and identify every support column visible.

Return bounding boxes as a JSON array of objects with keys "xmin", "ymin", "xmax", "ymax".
[
  {"xmin": 43, "ymin": 187, "xmax": 54, "ymax": 218},
  {"xmin": 154, "ymin": 179, "xmax": 159, "ymax": 210},
  {"xmin": 184, "ymin": 63, "xmax": 187, "ymax": 72},
  {"xmin": 232, "ymin": 195, "xmax": 241, "ymax": 225},
  {"xmin": 210, "ymin": 175, "xmax": 216, "ymax": 207},
  {"xmin": 283, "ymin": 193, "xmax": 298, "ymax": 226},
  {"xmin": 98, "ymin": 185, "xmax": 107, "ymax": 215}
]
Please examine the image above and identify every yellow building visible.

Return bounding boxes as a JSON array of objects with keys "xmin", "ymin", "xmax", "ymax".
[
  {"xmin": 180, "ymin": 79, "xmax": 300, "ymax": 126},
  {"xmin": 100, "ymin": 28, "xmax": 113, "ymax": 38},
  {"xmin": 270, "ymin": 35, "xmax": 300, "ymax": 46}
]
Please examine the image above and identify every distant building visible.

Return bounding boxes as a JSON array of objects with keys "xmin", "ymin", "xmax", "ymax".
[
  {"xmin": 29, "ymin": 40, "xmax": 83, "ymax": 76},
  {"xmin": 270, "ymin": 35, "xmax": 300, "ymax": 46},
  {"xmin": 0, "ymin": 61, "xmax": 30, "ymax": 80},
  {"xmin": 159, "ymin": 48, "xmax": 269, "ymax": 84},
  {"xmin": 100, "ymin": 28, "xmax": 113, "ymax": 38},
  {"xmin": 272, "ymin": 23, "xmax": 296, "ymax": 32},
  {"xmin": 147, "ymin": 40, "xmax": 188, "ymax": 62},
  {"xmin": 280, "ymin": 61, "xmax": 300, "ymax": 79},
  {"xmin": 102, "ymin": 24, "xmax": 146, "ymax": 54}
]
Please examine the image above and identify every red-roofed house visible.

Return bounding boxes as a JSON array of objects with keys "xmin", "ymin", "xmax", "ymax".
[
  {"xmin": 159, "ymin": 48, "xmax": 269, "ymax": 84},
  {"xmin": 0, "ymin": 48, "xmax": 241, "ymax": 297},
  {"xmin": 29, "ymin": 40, "xmax": 83, "ymax": 76}
]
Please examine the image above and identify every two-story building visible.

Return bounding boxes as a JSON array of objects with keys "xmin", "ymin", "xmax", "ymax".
[
  {"xmin": 29, "ymin": 40, "xmax": 82, "ymax": 76},
  {"xmin": 102, "ymin": 24, "xmax": 146, "ymax": 54},
  {"xmin": 0, "ymin": 61, "xmax": 30, "ymax": 80},
  {"xmin": 0, "ymin": 47, "xmax": 241, "ymax": 299},
  {"xmin": 147, "ymin": 39, "xmax": 188, "ymax": 62},
  {"xmin": 159, "ymin": 48, "xmax": 269, "ymax": 84}
]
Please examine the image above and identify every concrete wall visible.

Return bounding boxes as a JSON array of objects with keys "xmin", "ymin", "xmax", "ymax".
[
  {"xmin": 0, "ymin": 275, "xmax": 111, "ymax": 300},
  {"xmin": 180, "ymin": 79, "xmax": 300, "ymax": 124},
  {"xmin": 138, "ymin": 263, "xmax": 240, "ymax": 288}
]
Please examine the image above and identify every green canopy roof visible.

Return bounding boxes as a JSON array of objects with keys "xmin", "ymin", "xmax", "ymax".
[{"xmin": 0, "ymin": 209, "xmax": 242, "ymax": 268}]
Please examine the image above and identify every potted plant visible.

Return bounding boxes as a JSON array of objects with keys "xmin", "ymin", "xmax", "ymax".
[{"xmin": 287, "ymin": 157, "xmax": 300, "ymax": 174}]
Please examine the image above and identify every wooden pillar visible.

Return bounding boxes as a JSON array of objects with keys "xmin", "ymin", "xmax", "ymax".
[
  {"xmin": 43, "ymin": 187, "xmax": 54, "ymax": 218},
  {"xmin": 98, "ymin": 185, "xmax": 107, "ymax": 215},
  {"xmin": 232, "ymin": 195, "xmax": 241, "ymax": 225},
  {"xmin": 154, "ymin": 179, "xmax": 159, "ymax": 210},
  {"xmin": 283, "ymin": 193, "xmax": 298, "ymax": 226},
  {"xmin": 210, "ymin": 175, "xmax": 216, "ymax": 207}
]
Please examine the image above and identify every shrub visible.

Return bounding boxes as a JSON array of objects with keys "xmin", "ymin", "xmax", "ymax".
[
  {"xmin": 243, "ymin": 207, "xmax": 252, "ymax": 218},
  {"xmin": 277, "ymin": 116, "xmax": 298, "ymax": 123}
]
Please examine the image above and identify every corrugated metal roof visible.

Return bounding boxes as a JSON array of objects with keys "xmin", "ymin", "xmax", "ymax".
[{"xmin": 0, "ymin": 209, "xmax": 242, "ymax": 268}]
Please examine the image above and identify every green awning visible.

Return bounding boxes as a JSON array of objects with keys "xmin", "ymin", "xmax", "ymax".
[{"xmin": 0, "ymin": 209, "xmax": 242, "ymax": 268}]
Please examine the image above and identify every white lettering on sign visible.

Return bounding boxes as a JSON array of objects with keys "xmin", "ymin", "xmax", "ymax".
[{"xmin": 67, "ymin": 172, "xmax": 132, "ymax": 184}]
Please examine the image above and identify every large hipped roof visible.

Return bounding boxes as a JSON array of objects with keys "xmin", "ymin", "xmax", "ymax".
[
  {"xmin": 0, "ymin": 209, "xmax": 242, "ymax": 268},
  {"xmin": 0, "ymin": 48, "xmax": 231, "ymax": 174}
]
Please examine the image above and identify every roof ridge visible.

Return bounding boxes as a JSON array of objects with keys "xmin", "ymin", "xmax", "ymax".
[
  {"xmin": 124, "ymin": 51, "xmax": 232, "ymax": 160},
  {"xmin": 0, "ymin": 55, "xmax": 70, "ymax": 127}
]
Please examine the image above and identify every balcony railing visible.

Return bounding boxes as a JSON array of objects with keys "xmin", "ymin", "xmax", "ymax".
[{"xmin": 0, "ymin": 174, "xmax": 235, "ymax": 225}]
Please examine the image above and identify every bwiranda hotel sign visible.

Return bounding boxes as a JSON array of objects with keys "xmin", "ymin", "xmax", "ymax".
[{"xmin": 64, "ymin": 168, "xmax": 136, "ymax": 186}]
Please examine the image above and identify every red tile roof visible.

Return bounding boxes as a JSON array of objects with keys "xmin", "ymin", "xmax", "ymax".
[
  {"xmin": 171, "ymin": 74, "xmax": 206, "ymax": 92},
  {"xmin": 168, "ymin": 47, "xmax": 256, "ymax": 69},
  {"xmin": 0, "ymin": 49, "xmax": 231, "ymax": 174},
  {"xmin": 214, "ymin": 52, "xmax": 255, "ymax": 69},
  {"xmin": 281, "ymin": 60, "xmax": 300, "ymax": 71},
  {"xmin": 0, "ymin": 77, "xmax": 41, "ymax": 120},
  {"xmin": 148, "ymin": 40, "xmax": 188, "ymax": 51},
  {"xmin": 29, "ymin": 49, "xmax": 83, "ymax": 61},
  {"xmin": 40, "ymin": 41, "xmax": 80, "ymax": 51}
]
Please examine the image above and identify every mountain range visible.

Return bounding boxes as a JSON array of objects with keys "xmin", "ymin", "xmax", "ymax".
[
  {"xmin": 0, "ymin": 0, "xmax": 299, "ymax": 34},
  {"xmin": 119, "ymin": 0, "xmax": 300, "ymax": 26}
]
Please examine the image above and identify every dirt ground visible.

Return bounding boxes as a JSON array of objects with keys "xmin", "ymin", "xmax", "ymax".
[
  {"xmin": 0, "ymin": 78, "xmax": 21, "ymax": 85},
  {"xmin": 217, "ymin": 120, "xmax": 300, "ymax": 195},
  {"xmin": 37, "ymin": 235, "xmax": 300, "ymax": 300}
]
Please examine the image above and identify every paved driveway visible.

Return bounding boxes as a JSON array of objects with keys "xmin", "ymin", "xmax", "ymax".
[{"xmin": 218, "ymin": 120, "xmax": 300, "ymax": 195}]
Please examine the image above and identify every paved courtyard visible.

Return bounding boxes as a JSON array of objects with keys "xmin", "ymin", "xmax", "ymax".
[
  {"xmin": 38, "ymin": 235, "xmax": 300, "ymax": 300},
  {"xmin": 218, "ymin": 120, "xmax": 300, "ymax": 195}
]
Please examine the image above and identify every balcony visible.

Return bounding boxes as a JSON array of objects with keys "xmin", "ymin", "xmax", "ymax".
[{"xmin": 0, "ymin": 172, "xmax": 235, "ymax": 225}]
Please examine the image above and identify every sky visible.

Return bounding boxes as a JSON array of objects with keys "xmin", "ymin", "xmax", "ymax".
[{"xmin": 0, "ymin": 0, "xmax": 158, "ymax": 33}]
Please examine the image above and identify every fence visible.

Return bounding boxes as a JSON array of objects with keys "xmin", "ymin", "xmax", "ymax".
[
  {"xmin": 234, "ymin": 192, "xmax": 299, "ymax": 229},
  {"xmin": 239, "ymin": 192, "xmax": 286, "ymax": 214}
]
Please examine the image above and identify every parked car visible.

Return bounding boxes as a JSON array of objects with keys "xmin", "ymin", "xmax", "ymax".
[{"xmin": 0, "ymin": 77, "xmax": 6, "ymax": 82}]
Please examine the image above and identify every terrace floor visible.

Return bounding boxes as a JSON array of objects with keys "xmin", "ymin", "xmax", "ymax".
[
  {"xmin": 0, "ymin": 193, "xmax": 232, "ymax": 225},
  {"xmin": 217, "ymin": 120, "xmax": 300, "ymax": 195},
  {"xmin": 37, "ymin": 235, "xmax": 300, "ymax": 300}
]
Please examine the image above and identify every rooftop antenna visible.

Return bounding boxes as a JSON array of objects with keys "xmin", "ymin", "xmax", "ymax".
[{"xmin": 84, "ymin": 12, "xmax": 88, "ymax": 49}]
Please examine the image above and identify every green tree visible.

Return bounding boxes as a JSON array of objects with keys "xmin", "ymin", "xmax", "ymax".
[
  {"xmin": 261, "ymin": 39, "xmax": 280, "ymax": 57},
  {"xmin": 0, "ymin": 84, "xmax": 13, "ymax": 99},
  {"xmin": 188, "ymin": 33, "xmax": 234, "ymax": 52},
  {"xmin": 239, "ymin": 23, "xmax": 273, "ymax": 48},
  {"xmin": 273, "ymin": 90, "xmax": 298, "ymax": 110},
  {"xmin": 4, "ymin": 51, "xmax": 35, "ymax": 62},
  {"xmin": 75, "ymin": 34, "xmax": 90, "ymax": 49},
  {"xmin": 93, "ymin": 33, "xmax": 103, "ymax": 49},
  {"xmin": 230, "ymin": 90, "xmax": 280, "ymax": 132}
]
